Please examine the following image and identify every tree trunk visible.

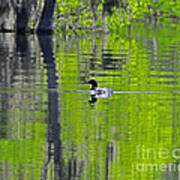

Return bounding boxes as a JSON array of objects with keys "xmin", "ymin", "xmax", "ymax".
[
  {"xmin": 16, "ymin": 0, "xmax": 34, "ymax": 34},
  {"xmin": 0, "ymin": 0, "xmax": 15, "ymax": 31},
  {"xmin": 37, "ymin": 0, "xmax": 57, "ymax": 34}
]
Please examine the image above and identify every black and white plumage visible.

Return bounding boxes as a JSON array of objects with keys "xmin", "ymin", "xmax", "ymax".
[{"xmin": 87, "ymin": 80, "xmax": 113, "ymax": 100}]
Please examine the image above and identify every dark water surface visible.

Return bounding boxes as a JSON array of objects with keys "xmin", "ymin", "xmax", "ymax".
[{"xmin": 0, "ymin": 23, "xmax": 180, "ymax": 179}]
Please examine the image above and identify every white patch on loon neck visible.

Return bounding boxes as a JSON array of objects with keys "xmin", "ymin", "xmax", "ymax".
[{"xmin": 89, "ymin": 90, "xmax": 96, "ymax": 95}]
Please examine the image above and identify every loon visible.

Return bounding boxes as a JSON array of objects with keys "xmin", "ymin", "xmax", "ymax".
[{"xmin": 87, "ymin": 80, "xmax": 113, "ymax": 103}]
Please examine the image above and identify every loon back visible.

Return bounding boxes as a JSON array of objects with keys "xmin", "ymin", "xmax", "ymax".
[{"xmin": 90, "ymin": 87, "xmax": 113, "ymax": 98}]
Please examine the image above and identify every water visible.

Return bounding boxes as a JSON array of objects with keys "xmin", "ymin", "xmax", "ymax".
[{"xmin": 0, "ymin": 23, "xmax": 180, "ymax": 179}]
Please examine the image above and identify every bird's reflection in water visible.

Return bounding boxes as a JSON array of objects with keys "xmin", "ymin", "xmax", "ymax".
[{"xmin": 89, "ymin": 95, "xmax": 98, "ymax": 104}]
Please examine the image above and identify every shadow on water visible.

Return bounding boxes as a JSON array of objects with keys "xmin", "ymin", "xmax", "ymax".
[{"xmin": 38, "ymin": 34, "xmax": 66, "ymax": 179}]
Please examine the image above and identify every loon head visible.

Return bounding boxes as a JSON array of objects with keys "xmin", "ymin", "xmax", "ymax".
[{"xmin": 87, "ymin": 79, "xmax": 98, "ymax": 90}]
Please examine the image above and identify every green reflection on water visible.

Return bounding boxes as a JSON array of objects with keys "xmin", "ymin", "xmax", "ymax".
[{"xmin": 0, "ymin": 23, "xmax": 180, "ymax": 179}]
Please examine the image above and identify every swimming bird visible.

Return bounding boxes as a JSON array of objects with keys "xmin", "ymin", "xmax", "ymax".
[{"xmin": 87, "ymin": 79, "xmax": 113, "ymax": 99}]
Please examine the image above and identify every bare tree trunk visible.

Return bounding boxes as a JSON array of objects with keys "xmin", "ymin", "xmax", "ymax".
[
  {"xmin": 91, "ymin": 0, "xmax": 98, "ymax": 29},
  {"xmin": 16, "ymin": 1, "xmax": 29, "ymax": 33},
  {"xmin": 102, "ymin": 10, "xmax": 108, "ymax": 33},
  {"xmin": 15, "ymin": 0, "xmax": 35, "ymax": 34},
  {"xmin": 37, "ymin": 0, "xmax": 57, "ymax": 34}
]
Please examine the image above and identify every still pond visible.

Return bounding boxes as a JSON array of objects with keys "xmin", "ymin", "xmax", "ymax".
[{"xmin": 0, "ymin": 23, "xmax": 180, "ymax": 179}]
